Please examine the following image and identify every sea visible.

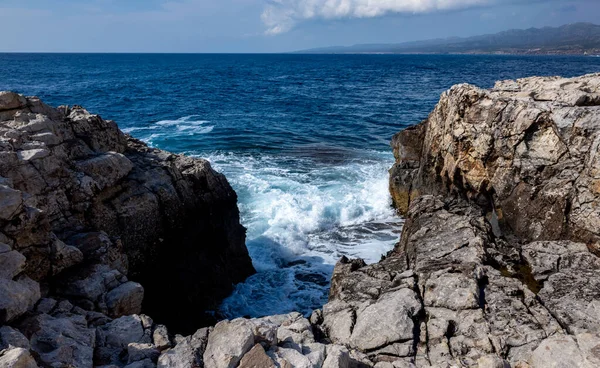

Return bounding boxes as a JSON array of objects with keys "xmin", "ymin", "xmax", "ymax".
[{"xmin": 1, "ymin": 54, "xmax": 599, "ymax": 318}]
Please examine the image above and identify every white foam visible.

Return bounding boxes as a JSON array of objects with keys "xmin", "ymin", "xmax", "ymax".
[
  {"xmin": 133, "ymin": 116, "xmax": 214, "ymax": 144},
  {"xmin": 211, "ymin": 150, "xmax": 402, "ymax": 318}
]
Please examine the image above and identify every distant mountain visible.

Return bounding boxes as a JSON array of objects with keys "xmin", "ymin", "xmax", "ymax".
[{"xmin": 297, "ymin": 23, "xmax": 600, "ymax": 55}]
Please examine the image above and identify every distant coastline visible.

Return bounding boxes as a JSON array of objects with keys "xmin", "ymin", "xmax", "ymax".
[{"xmin": 295, "ymin": 22, "xmax": 600, "ymax": 56}]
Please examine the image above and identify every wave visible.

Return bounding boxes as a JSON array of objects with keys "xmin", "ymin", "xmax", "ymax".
[
  {"xmin": 211, "ymin": 149, "xmax": 402, "ymax": 318},
  {"xmin": 124, "ymin": 116, "xmax": 214, "ymax": 145},
  {"xmin": 154, "ymin": 116, "xmax": 214, "ymax": 134}
]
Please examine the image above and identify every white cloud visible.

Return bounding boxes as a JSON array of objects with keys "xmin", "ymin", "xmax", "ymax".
[{"xmin": 261, "ymin": 0, "xmax": 492, "ymax": 34}]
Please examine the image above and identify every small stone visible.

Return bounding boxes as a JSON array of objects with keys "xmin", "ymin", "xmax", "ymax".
[
  {"xmin": 0, "ymin": 347, "xmax": 39, "ymax": 368},
  {"xmin": 0, "ymin": 326, "xmax": 30, "ymax": 350},
  {"xmin": 203, "ymin": 319, "xmax": 255, "ymax": 368},
  {"xmin": 238, "ymin": 344, "xmax": 276, "ymax": 368},
  {"xmin": 0, "ymin": 92, "xmax": 26, "ymax": 111},
  {"xmin": 322, "ymin": 345, "xmax": 350, "ymax": 368},
  {"xmin": 157, "ymin": 327, "xmax": 210, "ymax": 368},
  {"xmin": 477, "ymin": 355, "xmax": 510, "ymax": 368},
  {"xmin": 152, "ymin": 325, "xmax": 171, "ymax": 351},
  {"xmin": 140, "ymin": 314, "xmax": 153, "ymax": 329},
  {"xmin": 35, "ymin": 298, "xmax": 57, "ymax": 314},
  {"xmin": 16, "ymin": 149, "xmax": 50, "ymax": 161},
  {"xmin": 55, "ymin": 300, "xmax": 74, "ymax": 314},
  {"xmin": 127, "ymin": 343, "xmax": 160, "ymax": 364},
  {"xmin": 0, "ymin": 185, "xmax": 22, "ymax": 221},
  {"xmin": 0, "ymin": 276, "xmax": 40, "ymax": 323},
  {"xmin": 0, "ymin": 250, "xmax": 26, "ymax": 279},
  {"xmin": 105, "ymin": 281, "xmax": 144, "ymax": 318}
]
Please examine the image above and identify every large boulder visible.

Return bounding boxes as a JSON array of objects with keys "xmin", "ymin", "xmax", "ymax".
[
  {"xmin": 18, "ymin": 313, "xmax": 95, "ymax": 368},
  {"xmin": 203, "ymin": 320, "xmax": 255, "ymax": 368}
]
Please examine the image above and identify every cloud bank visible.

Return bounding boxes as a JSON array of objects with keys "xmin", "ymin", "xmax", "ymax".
[{"xmin": 261, "ymin": 0, "xmax": 491, "ymax": 34}]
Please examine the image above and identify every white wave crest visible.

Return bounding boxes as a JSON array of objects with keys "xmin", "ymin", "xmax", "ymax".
[{"xmin": 212, "ymin": 149, "xmax": 402, "ymax": 318}]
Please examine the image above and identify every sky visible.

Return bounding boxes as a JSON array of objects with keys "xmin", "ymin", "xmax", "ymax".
[{"xmin": 0, "ymin": 0, "xmax": 599, "ymax": 53}]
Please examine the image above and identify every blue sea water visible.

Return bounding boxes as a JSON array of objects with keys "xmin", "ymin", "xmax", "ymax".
[{"xmin": 1, "ymin": 54, "xmax": 599, "ymax": 318}]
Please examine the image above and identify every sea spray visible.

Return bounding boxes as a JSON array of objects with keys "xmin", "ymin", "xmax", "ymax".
[{"xmin": 208, "ymin": 149, "xmax": 402, "ymax": 318}]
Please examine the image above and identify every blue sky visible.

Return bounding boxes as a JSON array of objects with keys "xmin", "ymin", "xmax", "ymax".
[{"xmin": 1, "ymin": 0, "xmax": 598, "ymax": 52}]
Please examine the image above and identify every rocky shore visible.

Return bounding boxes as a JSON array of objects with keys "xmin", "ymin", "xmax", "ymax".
[{"xmin": 1, "ymin": 73, "xmax": 600, "ymax": 368}]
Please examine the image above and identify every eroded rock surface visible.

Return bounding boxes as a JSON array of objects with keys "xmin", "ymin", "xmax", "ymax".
[
  {"xmin": 0, "ymin": 91, "xmax": 254, "ymax": 367},
  {"xmin": 351, "ymin": 73, "xmax": 600, "ymax": 367}
]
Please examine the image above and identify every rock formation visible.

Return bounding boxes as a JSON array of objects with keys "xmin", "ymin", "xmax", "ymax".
[
  {"xmin": 0, "ymin": 91, "xmax": 255, "ymax": 366},
  {"xmin": 2, "ymin": 73, "xmax": 600, "ymax": 368}
]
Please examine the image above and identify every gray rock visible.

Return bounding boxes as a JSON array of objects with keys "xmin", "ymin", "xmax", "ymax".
[
  {"xmin": 0, "ymin": 250, "xmax": 26, "ymax": 279},
  {"xmin": 0, "ymin": 91, "xmax": 27, "ymax": 111},
  {"xmin": 55, "ymin": 299, "xmax": 74, "ymax": 314},
  {"xmin": 238, "ymin": 344, "xmax": 276, "ymax": 368},
  {"xmin": 0, "ymin": 185, "xmax": 21, "ymax": 221},
  {"xmin": 275, "ymin": 314, "xmax": 314, "ymax": 350},
  {"xmin": 34, "ymin": 298, "xmax": 57, "ymax": 314},
  {"xmin": 127, "ymin": 343, "xmax": 160, "ymax": 364},
  {"xmin": 152, "ymin": 325, "xmax": 171, "ymax": 351},
  {"xmin": 124, "ymin": 359, "xmax": 156, "ymax": 368},
  {"xmin": 75, "ymin": 152, "xmax": 134, "ymax": 191},
  {"xmin": 349, "ymin": 288, "xmax": 421, "ymax": 350},
  {"xmin": 245, "ymin": 320, "xmax": 276, "ymax": 347},
  {"xmin": 157, "ymin": 327, "xmax": 210, "ymax": 368},
  {"xmin": 0, "ymin": 276, "xmax": 40, "ymax": 322},
  {"xmin": 96, "ymin": 315, "xmax": 146, "ymax": 366},
  {"xmin": 203, "ymin": 319, "xmax": 255, "ymax": 368},
  {"xmin": 0, "ymin": 92, "xmax": 254, "ymax": 332},
  {"xmin": 50, "ymin": 239, "xmax": 84, "ymax": 276},
  {"xmin": 322, "ymin": 345, "xmax": 350, "ymax": 368},
  {"xmin": 0, "ymin": 348, "xmax": 38, "ymax": 368},
  {"xmin": 529, "ymin": 335, "xmax": 585, "ymax": 368},
  {"xmin": 106, "ymin": 281, "xmax": 144, "ymax": 317},
  {"xmin": 302, "ymin": 343, "xmax": 326, "ymax": 367},
  {"xmin": 19, "ymin": 313, "xmax": 95, "ymax": 368},
  {"xmin": 0, "ymin": 326, "xmax": 30, "ymax": 350},
  {"xmin": 268, "ymin": 347, "xmax": 312, "ymax": 368},
  {"xmin": 477, "ymin": 355, "xmax": 510, "ymax": 368}
]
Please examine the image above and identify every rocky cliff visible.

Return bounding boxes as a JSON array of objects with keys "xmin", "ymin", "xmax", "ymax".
[
  {"xmin": 0, "ymin": 91, "xmax": 255, "ymax": 367},
  {"xmin": 2, "ymin": 74, "xmax": 600, "ymax": 368}
]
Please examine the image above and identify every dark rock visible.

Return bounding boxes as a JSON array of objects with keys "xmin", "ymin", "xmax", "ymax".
[{"xmin": 0, "ymin": 92, "xmax": 254, "ymax": 334}]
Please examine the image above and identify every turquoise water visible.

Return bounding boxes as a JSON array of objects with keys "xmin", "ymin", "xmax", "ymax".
[{"xmin": 2, "ymin": 54, "xmax": 599, "ymax": 318}]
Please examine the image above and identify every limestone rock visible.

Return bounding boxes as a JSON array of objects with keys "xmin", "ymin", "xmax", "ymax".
[
  {"xmin": 322, "ymin": 345, "xmax": 349, "ymax": 368},
  {"xmin": 106, "ymin": 281, "xmax": 144, "ymax": 318},
  {"xmin": 152, "ymin": 324, "xmax": 171, "ymax": 351},
  {"xmin": 157, "ymin": 327, "xmax": 210, "ymax": 368},
  {"xmin": 349, "ymin": 289, "xmax": 421, "ymax": 350},
  {"xmin": 0, "ymin": 186, "xmax": 21, "ymax": 221},
  {"xmin": 0, "ymin": 250, "xmax": 26, "ymax": 279},
  {"xmin": 238, "ymin": 344, "xmax": 276, "ymax": 368},
  {"xmin": 0, "ymin": 276, "xmax": 40, "ymax": 323},
  {"xmin": 18, "ymin": 313, "xmax": 95, "ymax": 368},
  {"xmin": 203, "ymin": 319, "xmax": 254, "ymax": 368},
  {"xmin": 95, "ymin": 315, "xmax": 146, "ymax": 366},
  {"xmin": 0, "ymin": 92, "xmax": 27, "ymax": 111},
  {"xmin": 0, "ymin": 348, "xmax": 38, "ymax": 368},
  {"xmin": 127, "ymin": 343, "xmax": 160, "ymax": 364},
  {"xmin": 268, "ymin": 347, "xmax": 312, "ymax": 368},
  {"xmin": 0, "ymin": 327, "xmax": 30, "ymax": 350}
]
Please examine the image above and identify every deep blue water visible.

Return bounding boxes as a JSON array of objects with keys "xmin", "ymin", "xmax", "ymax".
[{"xmin": 2, "ymin": 54, "xmax": 599, "ymax": 318}]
